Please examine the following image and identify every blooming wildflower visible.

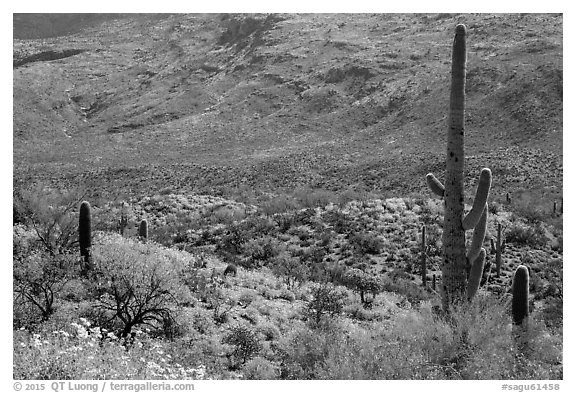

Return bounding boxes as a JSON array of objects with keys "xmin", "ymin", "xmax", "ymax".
[{"xmin": 79, "ymin": 317, "xmax": 91, "ymax": 327}]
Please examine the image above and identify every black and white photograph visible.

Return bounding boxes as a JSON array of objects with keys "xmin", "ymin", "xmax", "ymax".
[{"xmin": 10, "ymin": 6, "xmax": 565, "ymax": 387}]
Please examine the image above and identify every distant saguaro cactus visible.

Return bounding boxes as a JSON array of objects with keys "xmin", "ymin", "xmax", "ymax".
[
  {"xmin": 425, "ymin": 24, "xmax": 491, "ymax": 309},
  {"xmin": 118, "ymin": 203, "xmax": 129, "ymax": 236},
  {"xmin": 79, "ymin": 201, "xmax": 92, "ymax": 273},
  {"xmin": 421, "ymin": 225, "xmax": 427, "ymax": 287},
  {"xmin": 490, "ymin": 223, "xmax": 506, "ymax": 277},
  {"xmin": 224, "ymin": 263, "xmax": 237, "ymax": 277},
  {"xmin": 512, "ymin": 265, "xmax": 530, "ymax": 326},
  {"xmin": 139, "ymin": 219, "xmax": 148, "ymax": 241}
]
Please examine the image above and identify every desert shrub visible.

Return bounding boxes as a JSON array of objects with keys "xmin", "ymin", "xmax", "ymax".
[
  {"xmin": 92, "ymin": 234, "xmax": 192, "ymax": 337},
  {"xmin": 14, "ymin": 185, "xmax": 87, "ymax": 255},
  {"xmin": 381, "ymin": 271, "xmax": 431, "ymax": 305},
  {"xmin": 303, "ymin": 282, "xmax": 348, "ymax": 327},
  {"xmin": 257, "ymin": 323, "xmax": 281, "ymax": 341},
  {"xmin": 287, "ymin": 225, "xmax": 313, "ymax": 242},
  {"xmin": 243, "ymin": 215, "xmax": 278, "ymax": 236},
  {"xmin": 278, "ymin": 288, "xmax": 296, "ymax": 302},
  {"xmin": 188, "ymin": 308, "xmax": 216, "ymax": 335},
  {"xmin": 513, "ymin": 204, "xmax": 548, "ymax": 225},
  {"xmin": 222, "ymin": 324, "xmax": 263, "ymax": 368},
  {"xmin": 197, "ymin": 274, "xmax": 237, "ymax": 324},
  {"xmin": 13, "ymin": 225, "xmax": 79, "ymax": 325},
  {"xmin": 242, "ymin": 357, "xmax": 279, "ymax": 379},
  {"xmin": 270, "ymin": 252, "xmax": 309, "ymax": 290},
  {"xmin": 275, "ymin": 322, "xmax": 349, "ymax": 379},
  {"xmin": 293, "ymin": 187, "xmax": 335, "ymax": 208},
  {"xmin": 277, "ymin": 294, "xmax": 561, "ymax": 379},
  {"xmin": 274, "ymin": 213, "xmax": 296, "ymax": 233},
  {"xmin": 239, "ymin": 308, "xmax": 260, "ymax": 325},
  {"xmin": 420, "ymin": 199, "xmax": 443, "ymax": 226},
  {"xmin": 322, "ymin": 210, "xmax": 356, "ymax": 234},
  {"xmin": 241, "ymin": 236, "xmax": 283, "ymax": 269},
  {"xmin": 349, "ymin": 232, "xmax": 384, "ymax": 255},
  {"xmin": 341, "ymin": 268, "xmax": 382, "ymax": 305},
  {"xmin": 488, "ymin": 201, "xmax": 502, "ymax": 215},
  {"xmin": 506, "ymin": 222, "xmax": 548, "ymax": 248},
  {"xmin": 343, "ymin": 303, "xmax": 381, "ymax": 321},
  {"xmin": 260, "ymin": 195, "xmax": 298, "ymax": 216},
  {"xmin": 238, "ymin": 289, "xmax": 258, "ymax": 308},
  {"xmin": 216, "ymin": 223, "xmax": 250, "ymax": 256}
]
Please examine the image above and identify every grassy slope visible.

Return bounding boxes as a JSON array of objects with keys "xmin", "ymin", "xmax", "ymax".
[{"xmin": 13, "ymin": 13, "xmax": 562, "ymax": 206}]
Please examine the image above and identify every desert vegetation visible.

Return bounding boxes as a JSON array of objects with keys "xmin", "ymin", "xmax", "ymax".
[
  {"xmin": 13, "ymin": 13, "xmax": 562, "ymax": 380},
  {"xmin": 13, "ymin": 183, "xmax": 563, "ymax": 379}
]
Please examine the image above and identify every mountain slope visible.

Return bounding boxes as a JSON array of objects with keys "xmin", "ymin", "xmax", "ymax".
[{"xmin": 13, "ymin": 13, "xmax": 562, "ymax": 203}]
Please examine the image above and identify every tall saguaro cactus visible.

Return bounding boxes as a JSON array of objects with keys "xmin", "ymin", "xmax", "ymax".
[
  {"xmin": 79, "ymin": 201, "xmax": 92, "ymax": 273},
  {"xmin": 425, "ymin": 25, "xmax": 492, "ymax": 310}
]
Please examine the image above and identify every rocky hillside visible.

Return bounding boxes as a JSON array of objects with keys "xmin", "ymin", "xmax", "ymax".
[{"xmin": 13, "ymin": 13, "xmax": 562, "ymax": 205}]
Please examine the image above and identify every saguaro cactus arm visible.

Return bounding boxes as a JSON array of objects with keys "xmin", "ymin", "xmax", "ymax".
[
  {"xmin": 462, "ymin": 168, "xmax": 492, "ymax": 230},
  {"xmin": 466, "ymin": 248, "xmax": 486, "ymax": 300},
  {"xmin": 426, "ymin": 173, "xmax": 445, "ymax": 197},
  {"xmin": 466, "ymin": 204, "xmax": 488, "ymax": 263}
]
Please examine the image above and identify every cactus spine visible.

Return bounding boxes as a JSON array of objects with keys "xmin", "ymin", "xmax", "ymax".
[
  {"xmin": 490, "ymin": 223, "xmax": 506, "ymax": 277},
  {"xmin": 79, "ymin": 201, "xmax": 92, "ymax": 273},
  {"xmin": 425, "ymin": 24, "xmax": 491, "ymax": 309},
  {"xmin": 421, "ymin": 225, "xmax": 427, "ymax": 287},
  {"xmin": 139, "ymin": 219, "xmax": 148, "ymax": 241},
  {"xmin": 512, "ymin": 265, "xmax": 530, "ymax": 326}
]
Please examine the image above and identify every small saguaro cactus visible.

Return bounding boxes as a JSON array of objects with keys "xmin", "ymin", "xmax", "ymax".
[
  {"xmin": 224, "ymin": 263, "xmax": 237, "ymax": 277},
  {"xmin": 512, "ymin": 265, "xmax": 530, "ymax": 326},
  {"xmin": 425, "ymin": 24, "xmax": 492, "ymax": 309},
  {"xmin": 490, "ymin": 222, "xmax": 506, "ymax": 277},
  {"xmin": 138, "ymin": 219, "xmax": 148, "ymax": 241},
  {"xmin": 118, "ymin": 203, "xmax": 129, "ymax": 236},
  {"xmin": 79, "ymin": 201, "xmax": 93, "ymax": 273},
  {"xmin": 421, "ymin": 225, "xmax": 427, "ymax": 287}
]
